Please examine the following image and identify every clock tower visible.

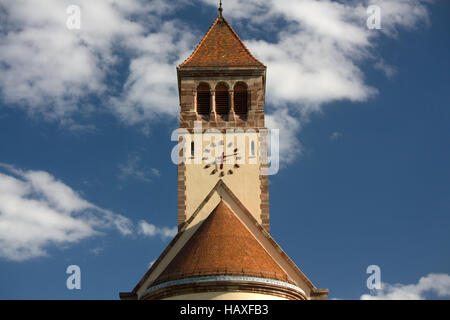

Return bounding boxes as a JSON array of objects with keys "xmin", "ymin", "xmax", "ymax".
[{"xmin": 120, "ymin": 4, "xmax": 328, "ymax": 301}]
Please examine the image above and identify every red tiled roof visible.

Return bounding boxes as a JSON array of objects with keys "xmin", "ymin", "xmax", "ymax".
[
  {"xmin": 153, "ymin": 201, "xmax": 291, "ymax": 285},
  {"xmin": 178, "ymin": 15, "xmax": 265, "ymax": 70}
]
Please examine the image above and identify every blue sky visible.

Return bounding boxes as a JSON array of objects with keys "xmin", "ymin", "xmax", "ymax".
[{"xmin": 0, "ymin": 0, "xmax": 449, "ymax": 300}]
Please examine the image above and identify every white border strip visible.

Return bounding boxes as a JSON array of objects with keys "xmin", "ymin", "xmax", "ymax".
[{"xmin": 144, "ymin": 275, "xmax": 306, "ymax": 297}]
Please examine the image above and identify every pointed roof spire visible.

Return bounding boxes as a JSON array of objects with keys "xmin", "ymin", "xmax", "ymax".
[
  {"xmin": 178, "ymin": 10, "xmax": 265, "ymax": 70},
  {"xmin": 219, "ymin": 0, "xmax": 223, "ymax": 17}
]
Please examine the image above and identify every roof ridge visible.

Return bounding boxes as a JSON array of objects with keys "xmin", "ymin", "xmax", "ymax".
[
  {"xmin": 178, "ymin": 16, "xmax": 221, "ymax": 69},
  {"xmin": 220, "ymin": 16, "xmax": 265, "ymax": 68}
]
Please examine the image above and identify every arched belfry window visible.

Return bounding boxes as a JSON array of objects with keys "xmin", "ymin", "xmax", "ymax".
[
  {"xmin": 197, "ymin": 83, "xmax": 211, "ymax": 115},
  {"xmin": 234, "ymin": 82, "xmax": 248, "ymax": 115},
  {"xmin": 215, "ymin": 83, "xmax": 229, "ymax": 116}
]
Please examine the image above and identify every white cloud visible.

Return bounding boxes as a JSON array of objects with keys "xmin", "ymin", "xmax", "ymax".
[
  {"xmin": 266, "ymin": 110, "xmax": 303, "ymax": 165},
  {"xmin": 0, "ymin": 0, "xmax": 431, "ymax": 165},
  {"xmin": 109, "ymin": 19, "xmax": 196, "ymax": 124},
  {"xmin": 0, "ymin": 0, "xmax": 193, "ymax": 123},
  {"xmin": 374, "ymin": 59, "xmax": 398, "ymax": 78},
  {"xmin": 0, "ymin": 163, "xmax": 175, "ymax": 261},
  {"xmin": 361, "ymin": 273, "xmax": 450, "ymax": 300},
  {"xmin": 0, "ymin": 163, "xmax": 133, "ymax": 261},
  {"xmin": 201, "ymin": 0, "xmax": 430, "ymax": 165},
  {"xmin": 138, "ymin": 220, "xmax": 177, "ymax": 240},
  {"xmin": 368, "ymin": 0, "xmax": 431, "ymax": 36}
]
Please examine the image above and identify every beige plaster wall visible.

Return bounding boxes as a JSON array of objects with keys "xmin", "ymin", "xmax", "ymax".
[{"xmin": 183, "ymin": 132, "xmax": 262, "ymax": 224}]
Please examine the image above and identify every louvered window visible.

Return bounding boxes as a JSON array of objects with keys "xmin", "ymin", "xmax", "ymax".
[
  {"xmin": 197, "ymin": 83, "xmax": 211, "ymax": 115},
  {"xmin": 215, "ymin": 83, "xmax": 229, "ymax": 116},
  {"xmin": 234, "ymin": 83, "xmax": 248, "ymax": 115}
]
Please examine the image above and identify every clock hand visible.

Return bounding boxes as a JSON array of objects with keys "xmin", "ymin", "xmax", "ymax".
[
  {"xmin": 220, "ymin": 152, "xmax": 224, "ymax": 170},
  {"xmin": 211, "ymin": 152, "xmax": 238, "ymax": 161},
  {"xmin": 222, "ymin": 152, "xmax": 238, "ymax": 158}
]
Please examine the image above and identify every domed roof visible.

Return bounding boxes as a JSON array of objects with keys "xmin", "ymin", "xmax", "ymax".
[{"xmin": 153, "ymin": 201, "xmax": 292, "ymax": 285}]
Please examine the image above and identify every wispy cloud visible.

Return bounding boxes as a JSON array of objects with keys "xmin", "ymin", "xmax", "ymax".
[
  {"xmin": 89, "ymin": 247, "xmax": 104, "ymax": 256},
  {"xmin": 118, "ymin": 154, "xmax": 161, "ymax": 183},
  {"xmin": 266, "ymin": 110, "xmax": 303, "ymax": 165},
  {"xmin": 138, "ymin": 220, "xmax": 177, "ymax": 240},
  {"xmin": 374, "ymin": 59, "xmax": 398, "ymax": 78},
  {"xmin": 0, "ymin": 163, "xmax": 174, "ymax": 261},
  {"xmin": 330, "ymin": 131, "xmax": 344, "ymax": 141},
  {"xmin": 361, "ymin": 273, "xmax": 450, "ymax": 300},
  {"xmin": 0, "ymin": 163, "xmax": 132, "ymax": 261}
]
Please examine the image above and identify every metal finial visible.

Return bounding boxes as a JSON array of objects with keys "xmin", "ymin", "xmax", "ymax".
[{"xmin": 219, "ymin": 0, "xmax": 223, "ymax": 16}]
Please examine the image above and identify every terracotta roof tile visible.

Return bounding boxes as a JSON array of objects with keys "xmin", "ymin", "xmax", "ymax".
[
  {"xmin": 178, "ymin": 16, "xmax": 265, "ymax": 70},
  {"xmin": 153, "ymin": 201, "xmax": 291, "ymax": 285}
]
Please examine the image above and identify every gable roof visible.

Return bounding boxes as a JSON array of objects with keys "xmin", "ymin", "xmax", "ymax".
[
  {"xmin": 153, "ymin": 200, "xmax": 292, "ymax": 285},
  {"xmin": 178, "ymin": 15, "xmax": 265, "ymax": 70}
]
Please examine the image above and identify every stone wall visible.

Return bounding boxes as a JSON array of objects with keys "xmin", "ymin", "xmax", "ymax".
[{"xmin": 178, "ymin": 69, "xmax": 266, "ymax": 130}]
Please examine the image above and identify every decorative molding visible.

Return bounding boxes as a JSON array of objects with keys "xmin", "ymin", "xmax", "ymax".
[
  {"xmin": 178, "ymin": 74, "xmax": 265, "ymax": 130},
  {"xmin": 144, "ymin": 275, "xmax": 306, "ymax": 296}
]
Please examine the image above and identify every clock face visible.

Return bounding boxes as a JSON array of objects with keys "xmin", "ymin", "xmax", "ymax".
[{"xmin": 202, "ymin": 140, "xmax": 241, "ymax": 177}]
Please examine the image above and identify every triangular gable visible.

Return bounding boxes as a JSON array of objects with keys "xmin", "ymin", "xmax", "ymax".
[
  {"xmin": 178, "ymin": 15, "xmax": 265, "ymax": 70},
  {"xmin": 126, "ymin": 180, "xmax": 327, "ymax": 300}
]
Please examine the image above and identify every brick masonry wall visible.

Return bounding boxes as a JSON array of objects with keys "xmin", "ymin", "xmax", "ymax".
[{"xmin": 177, "ymin": 164, "xmax": 186, "ymax": 231}]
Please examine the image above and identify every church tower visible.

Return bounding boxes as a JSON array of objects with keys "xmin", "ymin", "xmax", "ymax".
[
  {"xmin": 120, "ymin": 4, "xmax": 328, "ymax": 301},
  {"xmin": 176, "ymin": 3, "xmax": 269, "ymax": 233}
]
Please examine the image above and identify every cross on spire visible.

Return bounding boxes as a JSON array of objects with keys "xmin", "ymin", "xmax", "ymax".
[{"xmin": 219, "ymin": 0, "xmax": 223, "ymax": 17}]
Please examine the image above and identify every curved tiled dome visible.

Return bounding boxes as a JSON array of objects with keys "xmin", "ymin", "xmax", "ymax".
[{"xmin": 153, "ymin": 201, "xmax": 292, "ymax": 286}]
